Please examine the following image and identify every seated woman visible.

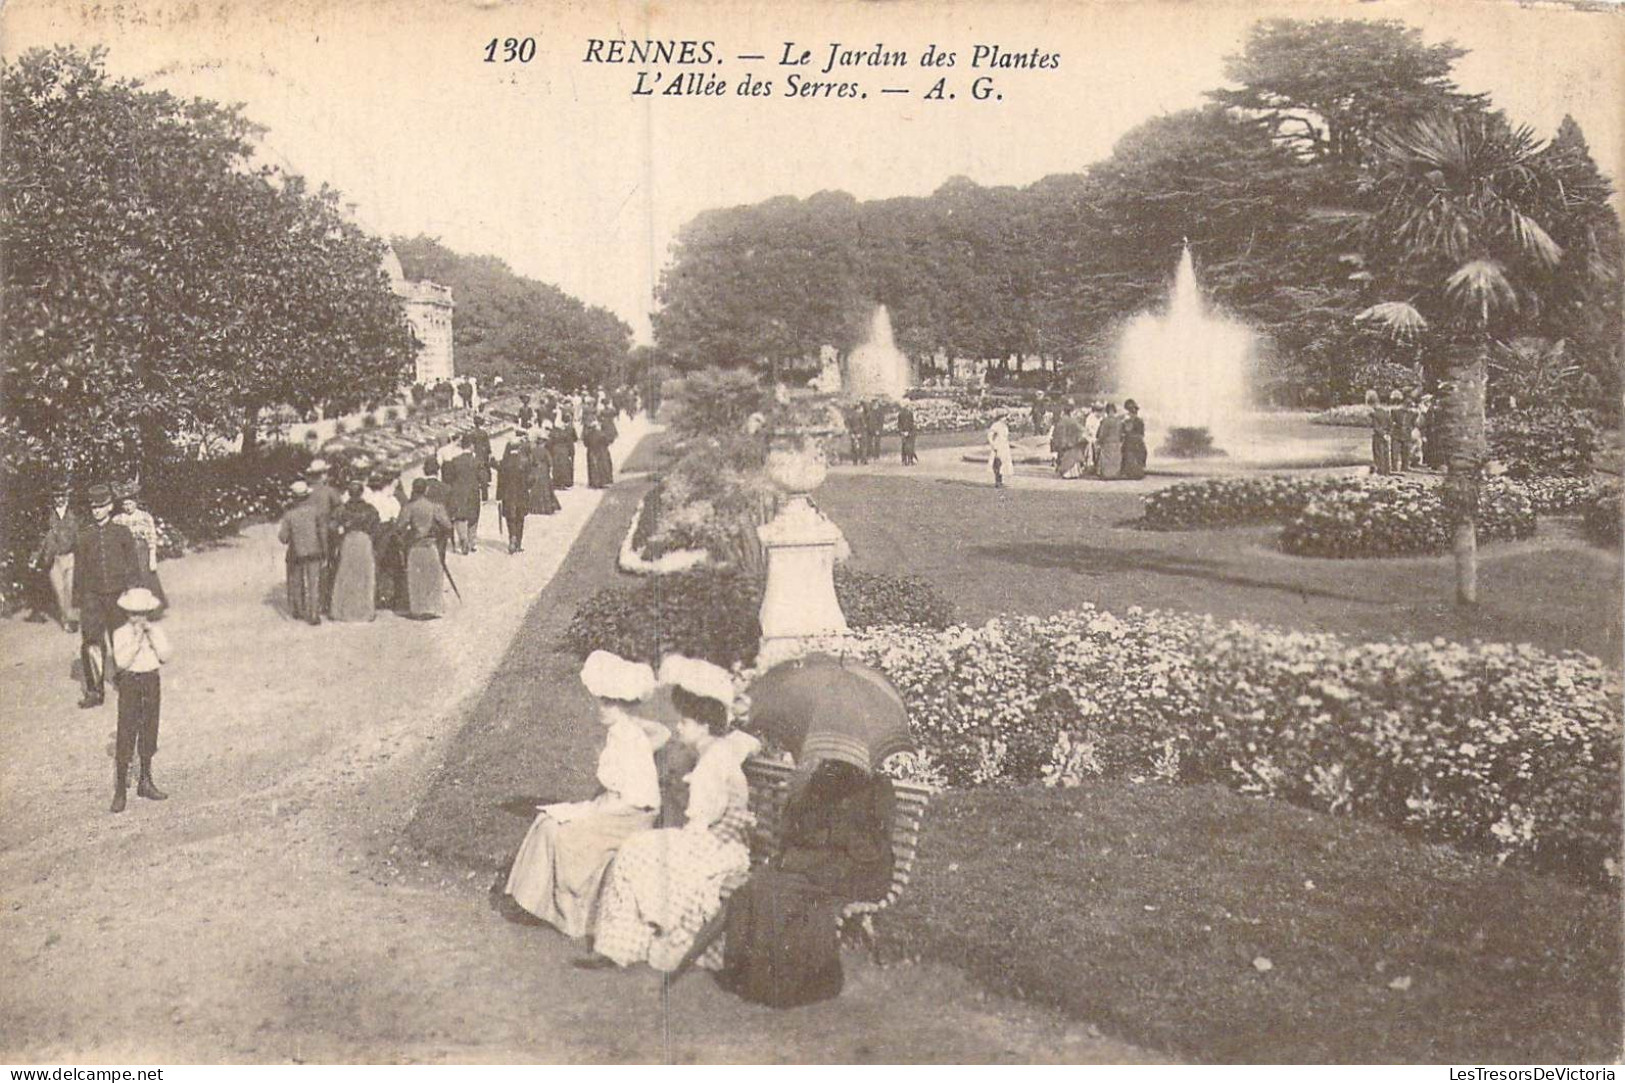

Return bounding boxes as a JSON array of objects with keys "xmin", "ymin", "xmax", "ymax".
[
  {"xmin": 719, "ymin": 756, "xmax": 895, "ymax": 1008},
  {"xmin": 504, "ymin": 651, "xmax": 664, "ymax": 939},
  {"xmin": 584, "ymin": 655, "xmax": 761, "ymax": 972}
]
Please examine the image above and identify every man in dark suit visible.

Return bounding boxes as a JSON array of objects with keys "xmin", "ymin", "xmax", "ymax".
[
  {"xmin": 896, "ymin": 404, "xmax": 917, "ymax": 465},
  {"xmin": 496, "ymin": 435, "xmax": 530, "ymax": 554},
  {"xmin": 442, "ymin": 435, "xmax": 481, "ymax": 555},
  {"xmin": 470, "ymin": 415, "xmax": 494, "ymax": 503},
  {"xmin": 72, "ymin": 484, "xmax": 143, "ymax": 707}
]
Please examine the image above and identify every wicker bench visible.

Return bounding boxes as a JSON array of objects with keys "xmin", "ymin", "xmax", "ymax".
[{"xmin": 727, "ymin": 755, "xmax": 932, "ymax": 956}]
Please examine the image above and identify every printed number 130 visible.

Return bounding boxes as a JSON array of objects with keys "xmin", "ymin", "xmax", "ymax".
[{"xmin": 484, "ymin": 37, "xmax": 536, "ymax": 62}]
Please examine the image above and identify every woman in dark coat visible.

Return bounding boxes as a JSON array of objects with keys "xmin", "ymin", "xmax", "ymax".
[
  {"xmin": 551, "ymin": 414, "xmax": 578, "ymax": 491},
  {"xmin": 583, "ymin": 420, "xmax": 613, "ymax": 489},
  {"xmin": 1120, "ymin": 399, "xmax": 1148, "ymax": 480},
  {"xmin": 720, "ymin": 760, "xmax": 894, "ymax": 1008},
  {"xmin": 528, "ymin": 428, "xmax": 561, "ymax": 516}
]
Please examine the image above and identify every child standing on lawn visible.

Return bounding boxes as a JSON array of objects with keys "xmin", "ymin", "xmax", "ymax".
[{"xmin": 109, "ymin": 587, "xmax": 172, "ymax": 813}]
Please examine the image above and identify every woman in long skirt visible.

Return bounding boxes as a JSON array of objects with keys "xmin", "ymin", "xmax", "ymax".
[
  {"xmin": 551, "ymin": 416, "xmax": 578, "ymax": 491},
  {"xmin": 506, "ymin": 651, "xmax": 665, "ymax": 939},
  {"xmin": 585, "ymin": 658, "xmax": 758, "ymax": 972},
  {"xmin": 1120, "ymin": 399, "xmax": 1148, "ymax": 480},
  {"xmin": 529, "ymin": 427, "xmax": 561, "ymax": 515},
  {"xmin": 398, "ymin": 478, "xmax": 452, "ymax": 619},
  {"xmin": 1095, "ymin": 404, "xmax": 1124, "ymax": 480},
  {"xmin": 330, "ymin": 480, "xmax": 379, "ymax": 622},
  {"xmin": 113, "ymin": 482, "xmax": 168, "ymax": 611},
  {"xmin": 583, "ymin": 421, "xmax": 613, "ymax": 489}
]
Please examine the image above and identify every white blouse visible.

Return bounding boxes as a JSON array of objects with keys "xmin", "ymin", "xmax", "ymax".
[
  {"xmin": 681, "ymin": 731, "xmax": 761, "ymax": 831},
  {"xmin": 597, "ymin": 716, "xmax": 661, "ymax": 812}
]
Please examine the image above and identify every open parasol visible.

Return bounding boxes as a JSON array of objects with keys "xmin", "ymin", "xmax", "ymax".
[{"xmin": 743, "ymin": 653, "xmax": 912, "ymax": 771}]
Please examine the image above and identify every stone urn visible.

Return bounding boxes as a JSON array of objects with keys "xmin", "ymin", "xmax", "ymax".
[{"xmin": 756, "ymin": 416, "xmax": 849, "ymax": 665}]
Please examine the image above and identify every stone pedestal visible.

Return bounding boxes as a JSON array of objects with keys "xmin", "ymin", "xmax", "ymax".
[{"xmin": 756, "ymin": 494, "xmax": 848, "ymax": 668}]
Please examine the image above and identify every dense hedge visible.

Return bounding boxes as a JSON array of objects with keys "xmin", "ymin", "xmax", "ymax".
[
  {"xmin": 835, "ymin": 609, "xmax": 1622, "ymax": 885},
  {"xmin": 561, "ymin": 565, "xmax": 956, "ymax": 668},
  {"xmin": 1488, "ymin": 407, "xmax": 1599, "ymax": 479}
]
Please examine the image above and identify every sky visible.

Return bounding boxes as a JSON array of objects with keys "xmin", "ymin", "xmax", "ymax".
[{"xmin": 5, "ymin": 0, "xmax": 1622, "ymax": 343}]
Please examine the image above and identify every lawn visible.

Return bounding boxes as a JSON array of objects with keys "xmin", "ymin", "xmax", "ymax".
[
  {"xmin": 406, "ymin": 436, "xmax": 1622, "ymax": 1063},
  {"xmin": 816, "ymin": 474, "xmax": 1621, "ymax": 661},
  {"xmin": 889, "ymin": 782, "xmax": 1621, "ymax": 1063}
]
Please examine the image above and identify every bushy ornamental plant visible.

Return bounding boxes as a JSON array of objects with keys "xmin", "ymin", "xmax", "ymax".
[
  {"xmin": 1583, "ymin": 485, "xmax": 1622, "ymax": 548},
  {"xmin": 1488, "ymin": 406, "xmax": 1599, "ymax": 478},
  {"xmin": 1142, "ymin": 474, "xmax": 1365, "ymax": 530},
  {"xmin": 563, "ymin": 566, "xmax": 956, "ymax": 668},
  {"xmin": 1278, "ymin": 479, "xmax": 1535, "ymax": 557},
  {"xmin": 835, "ymin": 608, "xmax": 1622, "ymax": 884}
]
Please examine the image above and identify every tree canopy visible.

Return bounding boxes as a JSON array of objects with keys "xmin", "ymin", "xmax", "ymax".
[
  {"xmin": 2, "ymin": 45, "xmax": 416, "ymax": 479},
  {"xmin": 392, "ymin": 235, "xmax": 632, "ymax": 390}
]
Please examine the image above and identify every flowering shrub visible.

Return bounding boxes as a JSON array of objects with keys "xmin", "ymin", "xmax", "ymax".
[
  {"xmin": 832, "ymin": 608, "xmax": 1622, "ymax": 882},
  {"xmin": 1309, "ymin": 404, "xmax": 1375, "ymax": 428},
  {"xmin": 905, "ymin": 398, "xmax": 1034, "ymax": 436},
  {"xmin": 1143, "ymin": 474, "xmax": 1367, "ymax": 530},
  {"xmin": 1279, "ymin": 479, "xmax": 1535, "ymax": 557},
  {"xmin": 636, "ymin": 435, "xmax": 781, "ymax": 567},
  {"xmin": 1488, "ymin": 406, "xmax": 1599, "ymax": 478},
  {"xmin": 1517, "ymin": 477, "xmax": 1605, "ymax": 516}
]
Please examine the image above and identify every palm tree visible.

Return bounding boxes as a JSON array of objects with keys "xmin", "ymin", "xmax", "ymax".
[{"xmin": 1354, "ymin": 110, "xmax": 1572, "ymax": 604}]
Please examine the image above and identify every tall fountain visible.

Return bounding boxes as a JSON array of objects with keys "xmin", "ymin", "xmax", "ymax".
[
  {"xmin": 1116, "ymin": 241, "xmax": 1254, "ymax": 447},
  {"xmin": 844, "ymin": 305, "xmax": 913, "ymax": 400}
]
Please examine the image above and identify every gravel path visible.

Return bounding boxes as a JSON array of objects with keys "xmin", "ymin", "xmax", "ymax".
[{"xmin": 0, "ymin": 419, "xmax": 1159, "ymax": 1064}]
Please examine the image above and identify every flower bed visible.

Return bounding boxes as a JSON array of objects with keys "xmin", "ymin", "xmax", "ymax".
[
  {"xmin": 1143, "ymin": 475, "xmax": 1366, "ymax": 530},
  {"xmin": 1517, "ymin": 477, "xmax": 1606, "ymax": 516},
  {"xmin": 1279, "ymin": 479, "xmax": 1536, "ymax": 558},
  {"xmin": 905, "ymin": 398, "xmax": 1035, "ymax": 435},
  {"xmin": 1309, "ymin": 404, "xmax": 1373, "ymax": 428},
  {"xmin": 830, "ymin": 608, "xmax": 1621, "ymax": 883}
]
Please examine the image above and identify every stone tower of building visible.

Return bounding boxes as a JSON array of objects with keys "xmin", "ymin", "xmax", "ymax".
[{"xmin": 382, "ymin": 247, "xmax": 455, "ymax": 385}]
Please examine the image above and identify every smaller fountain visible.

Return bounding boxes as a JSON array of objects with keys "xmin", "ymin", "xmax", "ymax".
[{"xmin": 844, "ymin": 305, "xmax": 913, "ymax": 400}]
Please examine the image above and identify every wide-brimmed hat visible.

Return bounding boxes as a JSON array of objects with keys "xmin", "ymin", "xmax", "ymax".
[
  {"xmin": 306, "ymin": 458, "xmax": 330, "ymax": 475},
  {"xmin": 50, "ymin": 478, "xmax": 72, "ymax": 496},
  {"xmin": 86, "ymin": 483, "xmax": 114, "ymax": 507},
  {"xmin": 581, "ymin": 650, "xmax": 656, "ymax": 703},
  {"xmin": 658, "ymin": 654, "xmax": 735, "ymax": 709},
  {"xmin": 290, "ymin": 479, "xmax": 311, "ymax": 496},
  {"xmin": 113, "ymin": 478, "xmax": 140, "ymax": 499},
  {"xmin": 117, "ymin": 587, "xmax": 161, "ymax": 613}
]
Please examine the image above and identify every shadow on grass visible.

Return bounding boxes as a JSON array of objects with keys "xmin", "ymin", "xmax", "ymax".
[{"xmin": 969, "ymin": 540, "xmax": 1372, "ymax": 604}]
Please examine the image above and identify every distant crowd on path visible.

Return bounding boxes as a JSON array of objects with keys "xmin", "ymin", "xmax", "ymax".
[
  {"xmin": 279, "ymin": 386, "xmax": 638, "ymax": 625},
  {"xmin": 504, "ymin": 651, "xmax": 895, "ymax": 1010},
  {"xmin": 989, "ymin": 397, "xmax": 1147, "ymax": 488},
  {"xmin": 1366, "ymin": 388, "xmax": 1435, "ymax": 475},
  {"xmin": 844, "ymin": 400, "xmax": 917, "ymax": 467}
]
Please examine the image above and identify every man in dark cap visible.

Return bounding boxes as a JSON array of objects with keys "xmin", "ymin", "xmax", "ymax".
[{"xmin": 71, "ymin": 484, "xmax": 143, "ymax": 707}]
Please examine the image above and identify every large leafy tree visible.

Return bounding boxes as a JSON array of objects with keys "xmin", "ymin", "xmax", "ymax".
[
  {"xmin": 1355, "ymin": 110, "xmax": 1582, "ymax": 603},
  {"xmin": 392, "ymin": 235, "xmax": 632, "ymax": 389},
  {"xmin": 1, "ymin": 45, "xmax": 416, "ymax": 479},
  {"xmin": 1209, "ymin": 18, "xmax": 1487, "ymax": 166}
]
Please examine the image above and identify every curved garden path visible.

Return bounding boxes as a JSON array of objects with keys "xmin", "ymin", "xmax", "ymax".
[{"xmin": 0, "ymin": 419, "xmax": 1158, "ymax": 1064}]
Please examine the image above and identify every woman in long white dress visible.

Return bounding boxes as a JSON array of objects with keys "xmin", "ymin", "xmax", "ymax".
[
  {"xmin": 987, "ymin": 418, "xmax": 1013, "ymax": 489},
  {"xmin": 583, "ymin": 656, "xmax": 761, "ymax": 972},
  {"xmin": 505, "ymin": 651, "xmax": 666, "ymax": 939}
]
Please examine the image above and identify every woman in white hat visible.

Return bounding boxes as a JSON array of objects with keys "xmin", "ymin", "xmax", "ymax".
[
  {"xmin": 584, "ymin": 656, "xmax": 760, "ymax": 972},
  {"xmin": 504, "ymin": 651, "xmax": 664, "ymax": 939}
]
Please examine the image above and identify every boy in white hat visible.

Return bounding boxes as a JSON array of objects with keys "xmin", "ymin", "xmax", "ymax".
[
  {"xmin": 504, "ymin": 651, "xmax": 664, "ymax": 939},
  {"xmin": 109, "ymin": 587, "xmax": 172, "ymax": 812}
]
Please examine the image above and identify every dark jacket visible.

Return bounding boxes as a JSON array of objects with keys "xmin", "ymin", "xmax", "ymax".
[
  {"xmin": 441, "ymin": 452, "xmax": 480, "ymax": 520},
  {"xmin": 34, "ymin": 505, "xmax": 80, "ymax": 565},
  {"xmin": 73, "ymin": 518, "xmax": 143, "ymax": 603},
  {"xmin": 496, "ymin": 448, "xmax": 530, "ymax": 509}
]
